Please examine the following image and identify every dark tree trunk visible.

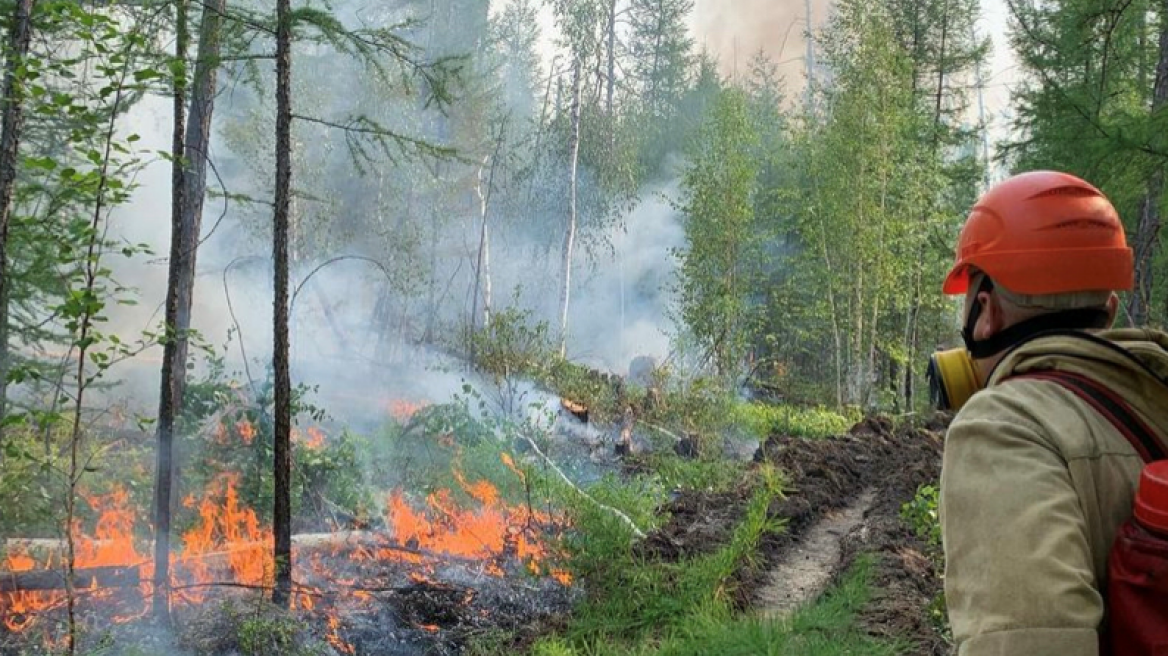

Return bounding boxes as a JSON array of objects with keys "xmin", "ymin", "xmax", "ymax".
[
  {"xmin": 1130, "ymin": 4, "xmax": 1168, "ymax": 326},
  {"xmin": 153, "ymin": 0, "xmax": 224, "ymax": 621},
  {"xmin": 272, "ymin": 0, "xmax": 293, "ymax": 608},
  {"xmin": 0, "ymin": 0, "xmax": 35, "ymax": 435},
  {"xmin": 152, "ymin": 0, "xmax": 188, "ymax": 622}
]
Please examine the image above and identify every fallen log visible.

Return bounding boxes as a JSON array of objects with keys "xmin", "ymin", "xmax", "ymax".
[
  {"xmin": 0, "ymin": 532, "xmax": 491, "ymax": 593},
  {"xmin": 292, "ymin": 532, "xmax": 495, "ymax": 568},
  {"xmin": 0, "ymin": 565, "xmax": 140, "ymax": 592}
]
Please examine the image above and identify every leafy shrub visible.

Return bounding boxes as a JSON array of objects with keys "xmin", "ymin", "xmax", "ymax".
[
  {"xmin": 0, "ymin": 423, "xmax": 155, "ymax": 539},
  {"xmin": 634, "ymin": 452, "xmax": 747, "ymax": 494},
  {"xmin": 900, "ymin": 483, "xmax": 941, "ymax": 548},
  {"xmin": 294, "ymin": 430, "xmax": 376, "ymax": 528},
  {"xmin": 470, "ymin": 305, "xmax": 556, "ymax": 383},
  {"xmin": 543, "ymin": 359, "xmax": 623, "ymax": 423}
]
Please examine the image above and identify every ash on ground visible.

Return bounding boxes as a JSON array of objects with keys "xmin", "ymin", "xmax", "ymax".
[{"xmin": 1, "ymin": 539, "xmax": 577, "ymax": 656}]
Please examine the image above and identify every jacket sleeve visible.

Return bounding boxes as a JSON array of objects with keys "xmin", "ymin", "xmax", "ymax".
[{"xmin": 940, "ymin": 390, "xmax": 1103, "ymax": 656}]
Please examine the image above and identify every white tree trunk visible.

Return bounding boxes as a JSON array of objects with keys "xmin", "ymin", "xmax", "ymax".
[{"xmin": 559, "ymin": 61, "xmax": 583, "ymax": 357}]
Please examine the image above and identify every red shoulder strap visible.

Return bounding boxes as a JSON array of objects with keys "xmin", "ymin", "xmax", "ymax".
[{"xmin": 1009, "ymin": 371, "xmax": 1167, "ymax": 464}]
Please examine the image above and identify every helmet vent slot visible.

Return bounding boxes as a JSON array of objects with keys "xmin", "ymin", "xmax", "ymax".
[{"xmin": 1030, "ymin": 186, "xmax": 1099, "ymax": 199}]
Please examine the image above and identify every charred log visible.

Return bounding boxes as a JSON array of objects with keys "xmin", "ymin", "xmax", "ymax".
[{"xmin": 0, "ymin": 566, "xmax": 140, "ymax": 592}]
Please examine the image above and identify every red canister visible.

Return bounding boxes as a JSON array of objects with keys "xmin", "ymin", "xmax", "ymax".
[{"xmin": 1134, "ymin": 460, "xmax": 1168, "ymax": 536}]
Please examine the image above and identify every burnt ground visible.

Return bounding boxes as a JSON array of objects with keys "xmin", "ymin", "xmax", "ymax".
[
  {"xmin": 0, "ymin": 542, "xmax": 575, "ymax": 656},
  {"xmin": 2, "ymin": 416, "xmax": 947, "ymax": 656},
  {"xmin": 642, "ymin": 414, "xmax": 950, "ymax": 655}
]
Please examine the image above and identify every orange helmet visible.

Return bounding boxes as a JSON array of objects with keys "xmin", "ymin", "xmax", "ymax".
[{"xmin": 942, "ymin": 171, "xmax": 1134, "ymax": 296}]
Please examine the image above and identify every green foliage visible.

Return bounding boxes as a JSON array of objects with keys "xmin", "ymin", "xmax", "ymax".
[
  {"xmin": 550, "ymin": 467, "xmax": 783, "ymax": 649},
  {"xmin": 535, "ymin": 549, "xmax": 905, "ymax": 656},
  {"xmin": 0, "ymin": 427, "xmax": 60, "ymax": 536},
  {"xmin": 173, "ymin": 359, "xmax": 373, "ymax": 531},
  {"xmin": 640, "ymin": 373, "xmax": 733, "ymax": 452},
  {"xmin": 368, "ymin": 410, "xmax": 527, "ymax": 506},
  {"xmin": 730, "ymin": 402, "xmax": 860, "ymax": 440},
  {"xmin": 0, "ymin": 423, "xmax": 156, "ymax": 541},
  {"xmin": 1005, "ymin": 0, "xmax": 1168, "ymax": 326},
  {"xmin": 472, "ymin": 305, "xmax": 556, "ymax": 381},
  {"xmin": 237, "ymin": 614, "xmax": 323, "ymax": 656},
  {"xmin": 675, "ymin": 88, "xmax": 763, "ymax": 379},
  {"xmin": 634, "ymin": 452, "xmax": 747, "ymax": 494},
  {"xmin": 900, "ymin": 483, "xmax": 941, "ymax": 549}
]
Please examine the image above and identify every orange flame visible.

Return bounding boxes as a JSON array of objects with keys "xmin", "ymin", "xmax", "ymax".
[
  {"xmin": 326, "ymin": 615, "xmax": 355, "ymax": 654},
  {"xmin": 386, "ymin": 399, "xmax": 429, "ymax": 423},
  {"xmin": 295, "ymin": 426, "xmax": 327, "ymax": 451},
  {"xmin": 381, "ymin": 455, "xmax": 571, "ymax": 584},
  {"xmin": 177, "ymin": 474, "xmax": 272, "ymax": 603},
  {"xmin": 236, "ymin": 419, "xmax": 257, "ymax": 445},
  {"xmin": 1, "ymin": 447, "xmax": 569, "ymax": 644}
]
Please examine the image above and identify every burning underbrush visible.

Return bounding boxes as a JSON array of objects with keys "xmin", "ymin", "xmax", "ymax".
[{"xmin": 0, "ymin": 404, "xmax": 578, "ymax": 655}]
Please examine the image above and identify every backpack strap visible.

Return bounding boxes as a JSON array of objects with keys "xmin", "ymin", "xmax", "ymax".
[{"xmin": 1010, "ymin": 370, "xmax": 1167, "ymax": 464}]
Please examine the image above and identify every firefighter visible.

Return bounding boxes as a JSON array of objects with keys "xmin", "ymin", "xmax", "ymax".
[{"xmin": 929, "ymin": 170, "xmax": 1168, "ymax": 655}]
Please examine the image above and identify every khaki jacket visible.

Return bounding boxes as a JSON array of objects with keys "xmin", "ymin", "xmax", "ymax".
[{"xmin": 940, "ymin": 329, "xmax": 1168, "ymax": 656}]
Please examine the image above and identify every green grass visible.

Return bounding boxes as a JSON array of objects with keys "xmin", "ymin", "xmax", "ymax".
[
  {"xmin": 540, "ymin": 467, "xmax": 784, "ymax": 649},
  {"xmin": 730, "ymin": 402, "xmax": 861, "ymax": 440},
  {"xmin": 531, "ymin": 555, "xmax": 905, "ymax": 656},
  {"xmin": 634, "ymin": 452, "xmax": 749, "ymax": 494}
]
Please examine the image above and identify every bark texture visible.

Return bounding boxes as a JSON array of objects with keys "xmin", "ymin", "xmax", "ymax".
[
  {"xmin": 0, "ymin": 0, "xmax": 36, "ymax": 434},
  {"xmin": 272, "ymin": 0, "xmax": 293, "ymax": 607}
]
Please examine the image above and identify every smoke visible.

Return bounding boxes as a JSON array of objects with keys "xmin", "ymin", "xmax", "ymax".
[
  {"xmin": 566, "ymin": 180, "xmax": 684, "ymax": 373},
  {"xmin": 57, "ymin": 0, "xmax": 699, "ymax": 433},
  {"xmin": 689, "ymin": 0, "xmax": 832, "ymax": 87}
]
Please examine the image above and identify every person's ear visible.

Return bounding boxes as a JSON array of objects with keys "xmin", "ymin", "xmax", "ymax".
[
  {"xmin": 1106, "ymin": 293, "xmax": 1120, "ymax": 328},
  {"xmin": 973, "ymin": 291, "xmax": 1004, "ymax": 341}
]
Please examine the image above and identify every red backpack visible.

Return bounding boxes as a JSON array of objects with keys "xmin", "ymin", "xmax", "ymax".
[{"xmin": 1014, "ymin": 370, "xmax": 1168, "ymax": 655}]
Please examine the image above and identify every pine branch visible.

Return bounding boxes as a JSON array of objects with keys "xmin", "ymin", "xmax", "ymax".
[{"xmin": 291, "ymin": 113, "xmax": 462, "ymax": 166}]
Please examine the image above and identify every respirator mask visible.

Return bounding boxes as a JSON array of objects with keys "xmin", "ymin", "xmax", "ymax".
[
  {"xmin": 927, "ymin": 348, "xmax": 980, "ymax": 412},
  {"xmin": 926, "ymin": 276, "xmax": 1111, "ymax": 412}
]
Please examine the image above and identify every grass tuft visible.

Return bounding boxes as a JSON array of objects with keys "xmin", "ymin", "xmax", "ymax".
[{"xmin": 536, "ymin": 555, "xmax": 906, "ymax": 656}]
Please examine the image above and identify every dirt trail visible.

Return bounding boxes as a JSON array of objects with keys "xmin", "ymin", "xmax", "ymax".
[
  {"xmin": 756, "ymin": 489, "xmax": 876, "ymax": 618},
  {"xmin": 641, "ymin": 416, "xmax": 950, "ymax": 653}
]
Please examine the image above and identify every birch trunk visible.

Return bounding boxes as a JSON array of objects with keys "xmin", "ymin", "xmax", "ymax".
[{"xmin": 559, "ymin": 61, "xmax": 582, "ymax": 357}]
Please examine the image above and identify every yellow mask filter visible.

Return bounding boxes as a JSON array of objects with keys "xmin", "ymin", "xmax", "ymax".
[{"xmin": 927, "ymin": 348, "xmax": 982, "ymax": 411}]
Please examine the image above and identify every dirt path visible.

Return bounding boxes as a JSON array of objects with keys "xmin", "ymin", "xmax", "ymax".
[
  {"xmin": 756, "ymin": 489, "xmax": 876, "ymax": 618},
  {"xmin": 640, "ymin": 417, "xmax": 950, "ymax": 654}
]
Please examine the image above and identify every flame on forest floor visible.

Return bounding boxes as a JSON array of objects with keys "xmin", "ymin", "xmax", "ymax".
[
  {"xmin": 384, "ymin": 453, "xmax": 571, "ymax": 583},
  {"xmin": 236, "ymin": 419, "xmax": 257, "ymax": 445},
  {"xmin": 386, "ymin": 399, "xmax": 430, "ymax": 423},
  {"xmin": 177, "ymin": 473, "xmax": 273, "ymax": 604},
  {"xmin": 1, "ymin": 421, "xmax": 568, "ymax": 645},
  {"xmin": 298, "ymin": 427, "xmax": 327, "ymax": 451}
]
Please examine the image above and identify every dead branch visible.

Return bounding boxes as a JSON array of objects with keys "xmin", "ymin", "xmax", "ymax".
[
  {"xmin": 521, "ymin": 435, "xmax": 646, "ymax": 539},
  {"xmin": 0, "ymin": 565, "xmax": 140, "ymax": 592}
]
